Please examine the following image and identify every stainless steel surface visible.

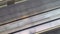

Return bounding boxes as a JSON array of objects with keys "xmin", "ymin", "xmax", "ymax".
[
  {"xmin": 0, "ymin": 0, "xmax": 60, "ymax": 25},
  {"xmin": 0, "ymin": 0, "xmax": 60, "ymax": 34},
  {"xmin": 0, "ymin": 8, "xmax": 60, "ymax": 34}
]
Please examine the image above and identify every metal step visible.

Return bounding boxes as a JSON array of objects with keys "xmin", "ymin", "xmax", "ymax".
[
  {"xmin": 0, "ymin": 8, "xmax": 60, "ymax": 34},
  {"xmin": 0, "ymin": 0, "xmax": 60, "ymax": 25},
  {"xmin": 0, "ymin": 0, "xmax": 60, "ymax": 34}
]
